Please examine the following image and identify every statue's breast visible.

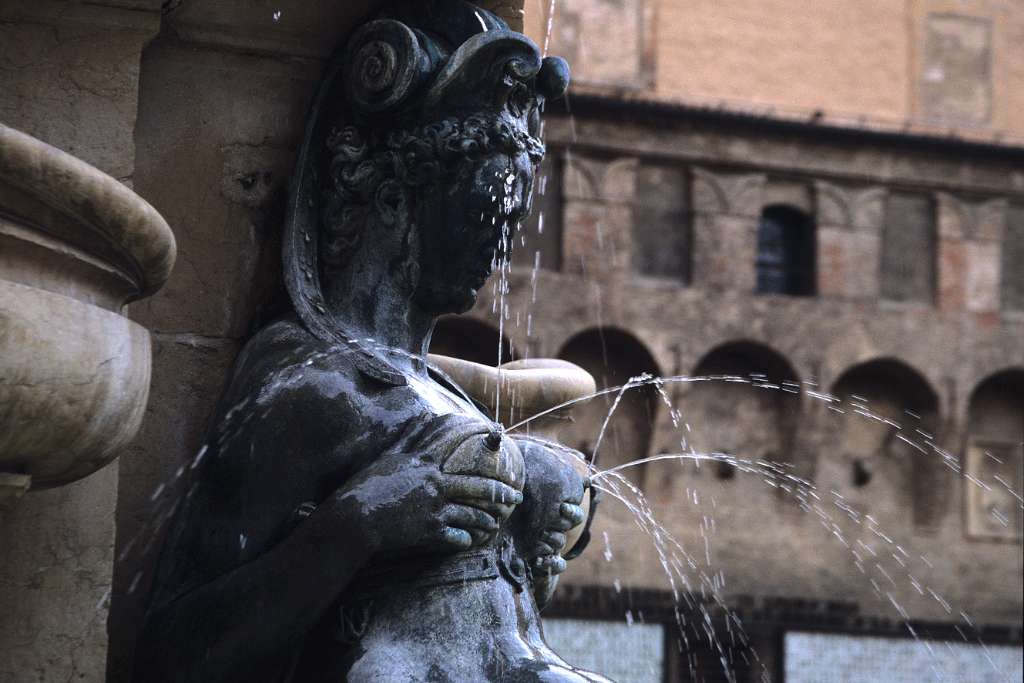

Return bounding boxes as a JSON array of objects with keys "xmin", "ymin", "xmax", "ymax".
[{"xmin": 439, "ymin": 428, "xmax": 524, "ymax": 491}]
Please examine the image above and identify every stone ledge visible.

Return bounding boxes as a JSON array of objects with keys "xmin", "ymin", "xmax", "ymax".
[{"xmin": 0, "ymin": 0, "xmax": 161, "ymax": 33}]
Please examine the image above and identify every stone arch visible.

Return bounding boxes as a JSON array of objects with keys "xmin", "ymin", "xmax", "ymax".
[
  {"xmin": 557, "ymin": 327, "xmax": 661, "ymax": 488},
  {"xmin": 968, "ymin": 368, "xmax": 1024, "ymax": 440},
  {"xmin": 963, "ymin": 345, "xmax": 1024, "ymax": 418},
  {"xmin": 686, "ymin": 340, "xmax": 801, "ymax": 480},
  {"xmin": 831, "ymin": 358, "xmax": 940, "ymax": 423},
  {"xmin": 429, "ymin": 315, "xmax": 516, "ymax": 366},
  {"xmin": 828, "ymin": 358, "xmax": 943, "ymax": 527},
  {"xmin": 820, "ymin": 338, "xmax": 947, "ymax": 416},
  {"xmin": 964, "ymin": 368, "xmax": 1023, "ymax": 540}
]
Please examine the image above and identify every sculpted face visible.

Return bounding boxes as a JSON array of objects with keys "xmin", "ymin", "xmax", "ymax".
[{"xmin": 414, "ymin": 149, "xmax": 535, "ymax": 315}]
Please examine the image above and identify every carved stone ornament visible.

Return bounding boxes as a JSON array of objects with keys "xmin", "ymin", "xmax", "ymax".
[
  {"xmin": 814, "ymin": 180, "xmax": 886, "ymax": 232},
  {"xmin": 136, "ymin": 3, "xmax": 610, "ymax": 681},
  {"xmin": 691, "ymin": 166, "xmax": 766, "ymax": 218},
  {"xmin": 0, "ymin": 123, "xmax": 175, "ymax": 492}
]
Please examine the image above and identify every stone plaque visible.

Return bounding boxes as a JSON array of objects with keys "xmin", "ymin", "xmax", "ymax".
[
  {"xmin": 921, "ymin": 14, "xmax": 992, "ymax": 126},
  {"xmin": 548, "ymin": 0, "xmax": 649, "ymax": 87},
  {"xmin": 965, "ymin": 439, "xmax": 1023, "ymax": 541}
]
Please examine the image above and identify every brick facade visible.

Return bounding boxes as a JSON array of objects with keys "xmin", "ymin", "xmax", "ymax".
[{"xmin": 443, "ymin": 98, "xmax": 1024, "ymax": 679}]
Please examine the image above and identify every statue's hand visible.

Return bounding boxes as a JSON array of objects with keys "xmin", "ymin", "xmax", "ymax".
[
  {"xmin": 527, "ymin": 500, "xmax": 586, "ymax": 575},
  {"xmin": 333, "ymin": 449, "xmax": 522, "ymax": 557}
]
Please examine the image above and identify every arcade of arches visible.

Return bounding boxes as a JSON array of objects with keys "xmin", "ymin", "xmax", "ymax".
[{"xmin": 433, "ymin": 313, "xmax": 1023, "ymax": 630}]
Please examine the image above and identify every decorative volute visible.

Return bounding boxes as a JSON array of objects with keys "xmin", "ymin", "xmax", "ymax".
[{"xmin": 0, "ymin": 123, "xmax": 176, "ymax": 493}]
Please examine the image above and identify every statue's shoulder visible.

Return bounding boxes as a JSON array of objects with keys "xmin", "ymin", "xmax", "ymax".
[
  {"xmin": 201, "ymin": 318, "xmax": 371, "ymax": 479},
  {"xmin": 226, "ymin": 316, "xmax": 408, "ymax": 418},
  {"xmin": 234, "ymin": 316, "xmax": 351, "ymax": 376},
  {"xmin": 238, "ymin": 316, "xmax": 325, "ymax": 364},
  {"xmin": 218, "ymin": 317, "xmax": 363, "ymax": 416}
]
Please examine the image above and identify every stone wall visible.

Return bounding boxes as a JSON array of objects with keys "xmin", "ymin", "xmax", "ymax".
[
  {"xmin": 0, "ymin": 2, "xmax": 161, "ymax": 681},
  {"xmin": 527, "ymin": 0, "xmax": 1024, "ymax": 141},
  {"xmin": 106, "ymin": 8, "xmax": 347, "ymax": 680}
]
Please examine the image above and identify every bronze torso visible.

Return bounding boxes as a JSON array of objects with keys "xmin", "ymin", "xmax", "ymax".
[{"xmin": 151, "ymin": 319, "xmax": 602, "ymax": 681}]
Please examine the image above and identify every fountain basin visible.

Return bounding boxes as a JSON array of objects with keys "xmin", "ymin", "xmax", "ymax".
[{"xmin": 0, "ymin": 123, "xmax": 175, "ymax": 490}]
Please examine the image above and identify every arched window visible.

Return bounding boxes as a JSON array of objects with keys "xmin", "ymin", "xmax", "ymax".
[
  {"xmin": 429, "ymin": 315, "xmax": 516, "ymax": 366},
  {"xmin": 755, "ymin": 204, "xmax": 816, "ymax": 296},
  {"xmin": 688, "ymin": 341, "xmax": 801, "ymax": 480},
  {"xmin": 880, "ymin": 192, "xmax": 936, "ymax": 304},
  {"xmin": 1001, "ymin": 204, "xmax": 1024, "ymax": 312},
  {"xmin": 557, "ymin": 327, "xmax": 661, "ymax": 489},
  {"xmin": 965, "ymin": 369, "xmax": 1023, "ymax": 540},
  {"xmin": 830, "ymin": 359, "xmax": 941, "ymax": 527},
  {"xmin": 631, "ymin": 161, "xmax": 691, "ymax": 283}
]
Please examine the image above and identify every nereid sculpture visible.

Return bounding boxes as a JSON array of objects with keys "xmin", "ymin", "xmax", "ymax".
[{"xmin": 136, "ymin": 1, "xmax": 608, "ymax": 680}]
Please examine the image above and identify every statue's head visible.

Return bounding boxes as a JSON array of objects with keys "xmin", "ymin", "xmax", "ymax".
[{"xmin": 284, "ymin": 1, "xmax": 569, "ymax": 339}]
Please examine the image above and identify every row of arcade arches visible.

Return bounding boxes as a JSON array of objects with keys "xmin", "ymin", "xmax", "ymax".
[{"xmin": 429, "ymin": 316, "xmax": 1022, "ymax": 528}]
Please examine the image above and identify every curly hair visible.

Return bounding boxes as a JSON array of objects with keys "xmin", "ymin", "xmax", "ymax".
[{"xmin": 320, "ymin": 114, "xmax": 544, "ymax": 268}]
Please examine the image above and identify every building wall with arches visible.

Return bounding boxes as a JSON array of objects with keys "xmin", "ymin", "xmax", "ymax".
[{"xmin": 448, "ymin": 92, "xmax": 1023, "ymax": 676}]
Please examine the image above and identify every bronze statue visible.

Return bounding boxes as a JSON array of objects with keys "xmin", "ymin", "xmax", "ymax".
[{"xmin": 135, "ymin": 2, "xmax": 606, "ymax": 680}]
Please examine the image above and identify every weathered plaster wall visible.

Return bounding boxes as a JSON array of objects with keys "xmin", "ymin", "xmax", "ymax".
[
  {"xmin": 0, "ymin": 1, "xmax": 161, "ymax": 681},
  {"xmin": 528, "ymin": 0, "xmax": 1024, "ymax": 141}
]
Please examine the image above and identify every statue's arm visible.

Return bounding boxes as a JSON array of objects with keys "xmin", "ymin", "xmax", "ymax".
[
  {"xmin": 135, "ymin": 477, "xmax": 377, "ymax": 682},
  {"xmin": 136, "ymin": 426, "xmax": 515, "ymax": 681}
]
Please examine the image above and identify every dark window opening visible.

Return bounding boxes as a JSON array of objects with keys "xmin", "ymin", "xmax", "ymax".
[
  {"xmin": 852, "ymin": 459, "xmax": 873, "ymax": 488},
  {"xmin": 715, "ymin": 460, "xmax": 736, "ymax": 480},
  {"xmin": 1001, "ymin": 204, "xmax": 1024, "ymax": 312},
  {"xmin": 632, "ymin": 162, "xmax": 691, "ymax": 283},
  {"xmin": 755, "ymin": 204, "xmax": 816, "ymax": 296},
  {"xmin": 881, "ymin": 192, "xmax": 936, "ymax": 304}
]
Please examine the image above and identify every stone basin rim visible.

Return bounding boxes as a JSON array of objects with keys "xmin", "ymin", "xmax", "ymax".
[{"xmin": 0, "ymin": 123, "xmax": 176, "ymax": 298}]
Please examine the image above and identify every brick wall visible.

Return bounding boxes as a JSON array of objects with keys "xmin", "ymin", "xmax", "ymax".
[{"xmin": 526, "ymin": 0, "xmax": 1024, "ymax": 141}]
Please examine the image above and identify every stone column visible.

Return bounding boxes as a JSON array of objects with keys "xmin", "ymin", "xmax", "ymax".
[{"xmin": 0, "ymin": 1, "xmax": 162, "ymax": 681}]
